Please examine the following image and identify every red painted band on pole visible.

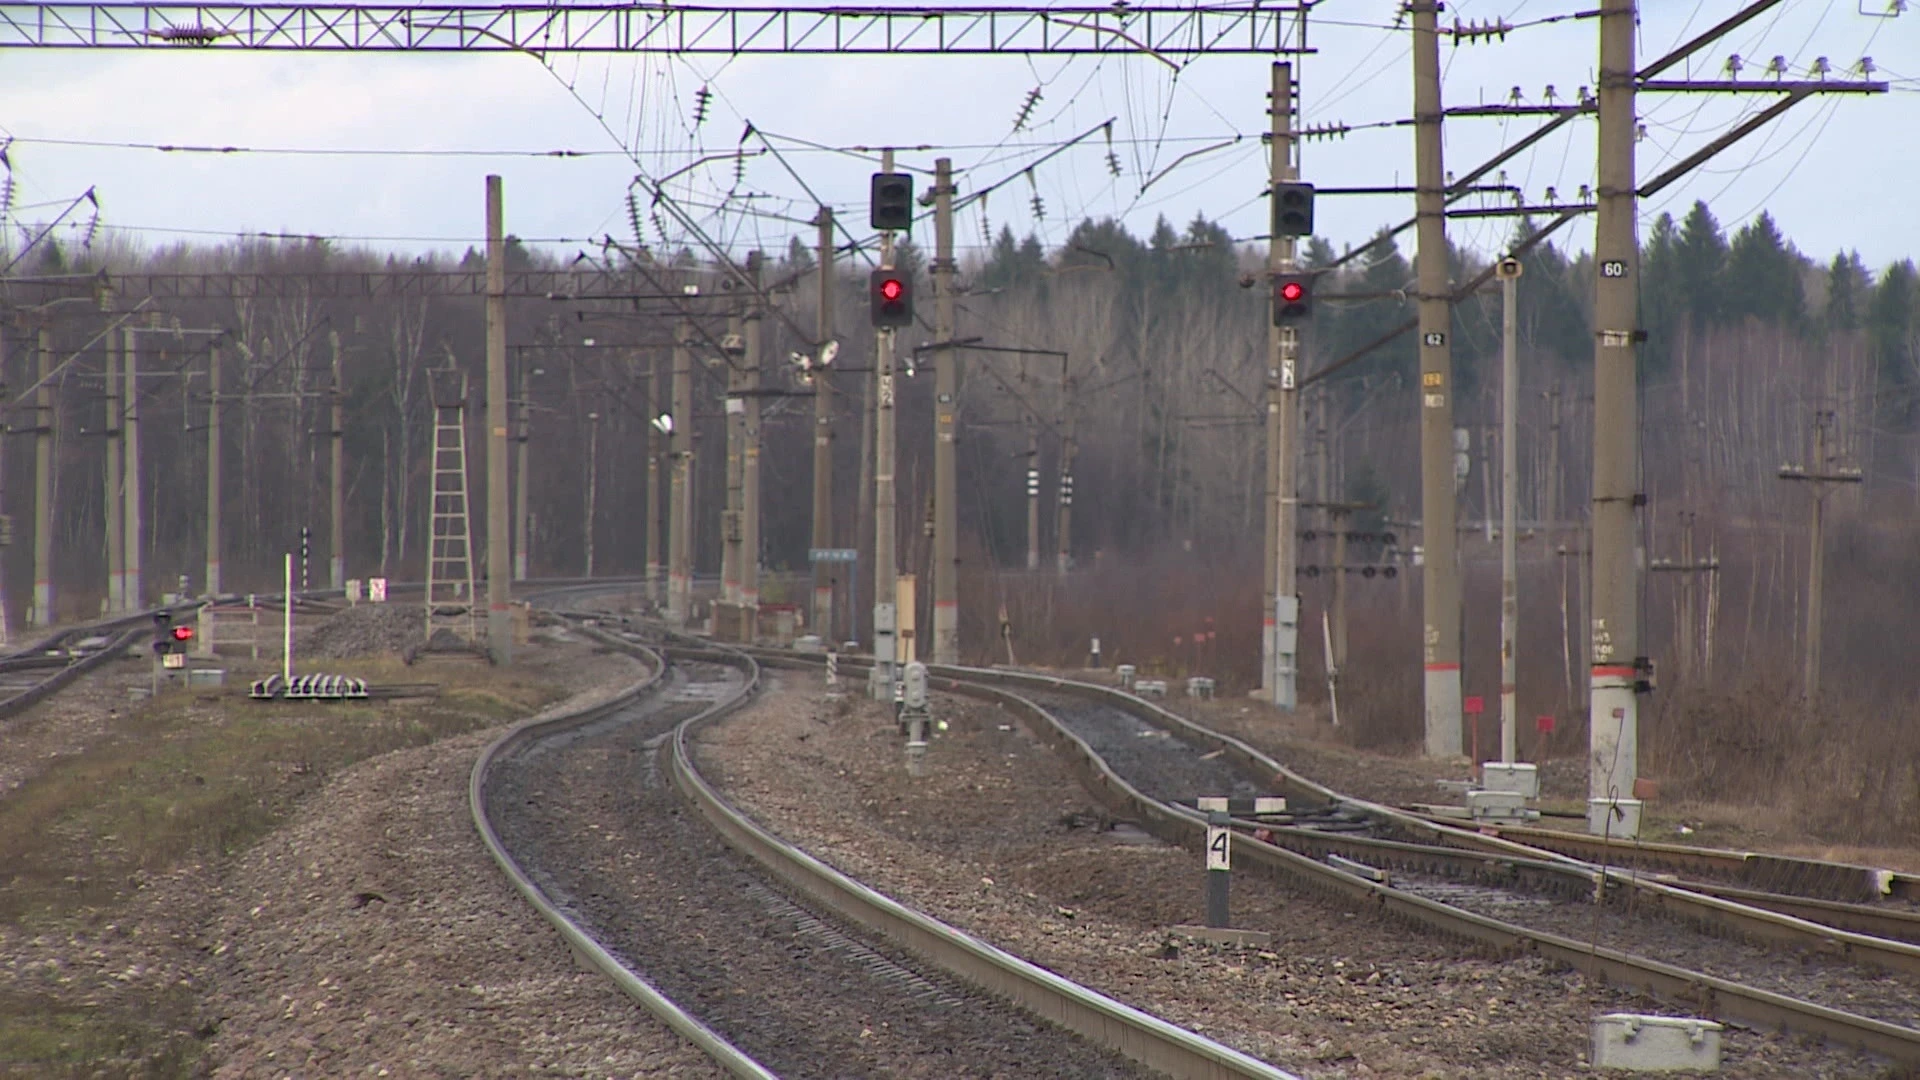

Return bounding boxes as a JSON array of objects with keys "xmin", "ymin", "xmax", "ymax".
[
  {"xmin": 934, "ymin": 601, "xmax": 957, "ymax": 609},
  {"xmin": 1424, "ymin": 662, "xmax": 1461, "ymax": 672},
  {"xmin": 1590, "ymin": 665, "xmax": 1636, "ymax": 677}
]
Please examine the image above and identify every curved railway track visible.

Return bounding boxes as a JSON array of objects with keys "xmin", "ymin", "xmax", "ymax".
[
  {"xmin": 471, "ymin": 608, "xmax": 1301, "ymax": 1079},
  {"xmin": 719, "ymin": 645, "xmax": 1920, "ymax": 1068}
]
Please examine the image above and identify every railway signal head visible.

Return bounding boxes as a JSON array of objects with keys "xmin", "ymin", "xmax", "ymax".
[
  {"xmin": 1273, "ymin": 272, "xmax": 1313, "ymax": 325},
  {"xmin": 870, "ymin": 269, "xmax": 914, "ymax": 328},
  {"xmin": 153, "ymin": 611, "xmax": 174, "ymax": 654},
  {"xmin": 870, "ymin": 172, "xmax": 914, "ymax": 233},
  {"xmin": 1272, "ymin": 181, "xmax": 1316, "ymax": 237},
  {"xmin": 171, "ymin": 625, "xmax": 195, "ymax": 644}
]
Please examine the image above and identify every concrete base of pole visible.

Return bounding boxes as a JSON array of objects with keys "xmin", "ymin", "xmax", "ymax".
[
  {"xmin": 932, "ymin": 603, "xmax": 958, "ymax": 666},
  {"xmin": 1588, "ymin": 675, "xmax": 1640, "ymax": 837},
  {"xmin": 488, "ymin": 608, "xmax": 511, "ymax": 665},
  {"xmin": 1423, "ymin": 666, "xmax": 1463, "ymax": 758}
]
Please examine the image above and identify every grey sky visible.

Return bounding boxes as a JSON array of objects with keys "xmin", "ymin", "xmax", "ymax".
[{"xmin": 2, "ymin": 2, "xmax": 1915, "ymax": 272}]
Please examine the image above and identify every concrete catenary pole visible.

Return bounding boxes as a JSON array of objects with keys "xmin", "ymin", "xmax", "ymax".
[
  {"xmin": 1588, "ymin": 0, "xmax": 1641, "ymax": 832},
  {"xmin": 330, "ymin": 330, "xmax": 346, "ymax": 590},
  {"xmin": 646, "ymin": 349, "xmax": 664, "ymax": 604},
  {"xmin": 1025, "ymin": 415, "xmax": 1040, "ymax": 572},
  {"xmin": 648, "ymin": 349, "xmax": 664, "ymax": 599},
  {"xmin": 122, "ymin": 325, "xmax": 142, "ymax": 609},
  {"xmin": 811, "ymin": 206, "xmax": 836, "ymax": 642},
  {"xmin": 514, "ymin": 360, "xmax": 532, "ymax": 582},
  {"xmin": 33, "ymin": 322, "xmax": 55, "ymax": 624},
  {"xmin": 104, "ymin": 332, "xmax": 123, "ymax": 614},
  {"xmin": 871, "ymin": 147, "xmax": 900, "ymax": 699},
  {"xmin": 1265, "ymin": 60, "xmax": 1302, "ymax": 707},
  {"xmin": 931, "ymin": 156, "xmax": 960, "ymax": 665},
  {"xmin": 204, "ymin": 342, "xmax": 221, "ymax": 597},
  {"xmin": 722, "ymin": 302, "xmax": 746, "ymax": 612},
  {"xmin": 1057, "ymin": 398, "xmax": 1076, "ymax": 575},
  {"xmin": 1499, "ymin": 258, "xmax": 1522, "ymax": 765},
  {"xmin": 584, "ymin": 411, "xmax": 599, "ymax": 577},
  {"xmin": 667, "ymin": 318, "xmax": 694, "ymax": 627},
  {"xmin": 742, "ymin": 251, "xmax": 765, "ymax": 640},
  {"xmin": 484, "ymin": 175, "xmax": 512, "ymax": 663},
  {"xmin": 1413, "ymin": 3, "xmax": 1463, "ymax": 756}
]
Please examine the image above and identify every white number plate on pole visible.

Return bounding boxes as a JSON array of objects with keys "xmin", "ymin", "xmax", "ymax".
[
  {"xmin": 369, "ymin": 577, "xmax": 388, "ymax": 602},
  {"xmin": 1206, "ymin": 824, "xmax": 1231, "ymax": 871}
]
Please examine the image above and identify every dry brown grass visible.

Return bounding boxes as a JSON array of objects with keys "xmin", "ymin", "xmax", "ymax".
[{"xmin": 0, "ymin": 657, "xmax": 568, "ymax": 1075}]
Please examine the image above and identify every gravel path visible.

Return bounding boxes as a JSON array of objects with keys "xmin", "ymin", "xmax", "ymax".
[
  {"xmin": 485, "ymin": 656, "xmax": 1154, "ymax": 1079},
  {"xmin": 695, "ymin": 674, "xmax": 1893, "ymax": 1079}
]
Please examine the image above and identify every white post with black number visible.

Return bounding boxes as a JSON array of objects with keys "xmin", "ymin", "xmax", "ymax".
[{"xmin": 1205, "ymin": 810, "xmax": 1231, "ymax": 928}]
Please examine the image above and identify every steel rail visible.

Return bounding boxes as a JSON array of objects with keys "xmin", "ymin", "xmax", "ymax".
[
  {"xmin": 1429, "ymin": 816, "xmax": 1920, "ymax": 904},
  {"xmin": 929, "ymin": 665, "xmax": 1920, "ymax": 980},
  {"xmin": 468, "ymin": 620, "xmax": 781, "ymax": 1080},
  {"xmin": 598, "ymin": 628, "xmax": 1302, "ymax": 1080},
  {"xmin": 744, "ymin": 648, "xmax": 1920, "ymax": 1066}
]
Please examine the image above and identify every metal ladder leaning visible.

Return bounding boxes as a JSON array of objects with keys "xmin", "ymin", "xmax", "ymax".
[{"xmin": 425, "ymin": 365, "xmax": 478, "ymax": 647}]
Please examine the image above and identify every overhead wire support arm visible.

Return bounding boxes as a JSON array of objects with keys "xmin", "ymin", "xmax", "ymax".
[{"xmin": 0, "ymin": 2, "xmax": 1314, "ymax": 52}]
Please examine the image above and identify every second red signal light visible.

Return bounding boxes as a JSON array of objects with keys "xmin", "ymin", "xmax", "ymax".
[
  {"xmin": 870, "ymin": 269, "xmax": 914, "ymax": 328},
  {"xmin": 1273, "ymin": 272, "xmax": 1313, "ymax": 325}
]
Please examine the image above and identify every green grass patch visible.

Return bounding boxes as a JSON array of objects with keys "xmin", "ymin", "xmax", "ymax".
[{"xmin": 0, "ymin": 656, "xmax": 573, "ymax": 1075}]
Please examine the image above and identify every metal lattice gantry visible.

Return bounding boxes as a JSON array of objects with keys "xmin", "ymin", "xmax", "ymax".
[{"xmin": 0, "ymin": 2, "xmax": 1311, "ymax": 53}]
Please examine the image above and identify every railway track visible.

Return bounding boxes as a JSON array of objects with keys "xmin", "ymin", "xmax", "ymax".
[
  {"xmin": 471, "ymin": 609, "xmax": 1300, "ymax": 1079},
  {"xmin": 718, "ymin": 645, "xmax": 1920, "ymax": 1068}
]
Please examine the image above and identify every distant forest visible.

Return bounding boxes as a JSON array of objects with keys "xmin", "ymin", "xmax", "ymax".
[{"xmin": 5, "ymin": 199, "xmax": 1918, "ymax": 710}]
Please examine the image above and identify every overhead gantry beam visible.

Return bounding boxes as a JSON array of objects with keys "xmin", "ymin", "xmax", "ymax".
[{"xmin": 0, "ymin": 2, "xmax": 1310, "ymax": 53}]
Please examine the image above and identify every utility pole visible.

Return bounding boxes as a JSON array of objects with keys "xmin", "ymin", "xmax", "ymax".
[
  {"xmin": 205, "ymin": 342, "xmax": 221, "ymax": 597},
  {"xmin": 1057, "ymin": 393, "xmax": 1077, "ymax": 575},
  {"xmin": 513, "ymin": 359, "xmax": 533, "ymax": 582},
  {"xmin": 810, "ymin": 206, "xmax": 837, "ymax": 642},
  {"xmin": 104, "ymin": 332, "xmax": 123, "ymax": 614},
  {"xmin": 742, "ymin": 251, "xmax": 764, "ymax": 642},
  {"xmin": 667, "ymin": 318, "xmax": 694, "ymax": 627},
  {"xmin": 483, "ymin": 174, "xmax": 512, "ymax": 663},
  {"xmin": 871, "ymin": 146, "xmax": 900, "ymax": 700},
  {"xmin": 931, "ymin": 156, "xmax": 960, "ymax": 665},
  {"xmin": 1412, "ymin": 2, "xmax": 1462, "ymax": 756},
  {"xmin": 1544, "ymin": 388, "xmax": 1562, "ymax": 526},
  {"xmin": 1588, "ymin": 0, "xmax": 1640, "ymax": 830},
  {"xmin": 722, "ymin": 301, "xmax": 746, "ymax": 618},
  {"xmin": 1497, "ymin": 255, "xmax": 1523, "ymax": 766},
  {"xmin": 1263, "ymin": 60, "xmax": 1301, "ymax": 708},
  {"xmin": 1779, "ymin": 407, "xmax": 1860, "ymax": 700},
  {"xmin": 1650, "ymin": 511, "xmax": 1720, "ymax": 684},
  {"xmin": 122, "ymin": 325, "xmax": 143, "ymax": 609},
  {"xmin": 646, "ymin": 349, "xmax": 664, "ymax": 604},
  {"xmin": 33, "ymin": 321, "xmax": 55, "ymax": 624},
  {"xmin": 1025, "ymin": 414, "xmax": 1041, "ymax": 571},
  {"xmin": 583, "ymin": 411, "xmax": 600, "ymax": 577},
  {"xmin": 329, "ymin": 330, "xmax": 346, "ymax": 590}
]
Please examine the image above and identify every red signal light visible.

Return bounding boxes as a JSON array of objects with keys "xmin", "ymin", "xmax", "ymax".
[
  {"xmin": 1280, "ymin": 281, "xmax": 1305, "ymax": 302},
  {"xmin": 171, "ymin": 626, "xmax": 195, "ymax": 641},
  {"xmin": 880, "ymin": 278, "xmax": 904, "ymax": 302}
]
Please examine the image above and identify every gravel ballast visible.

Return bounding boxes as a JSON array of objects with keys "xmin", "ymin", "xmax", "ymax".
[
  {"xmin": 694, "ymin": 673, "xmax": 1894, "ymax": 1079},
  {"xmin": 485, "ymin": 657, "xmax": 1158, "ymax": 1080}
]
